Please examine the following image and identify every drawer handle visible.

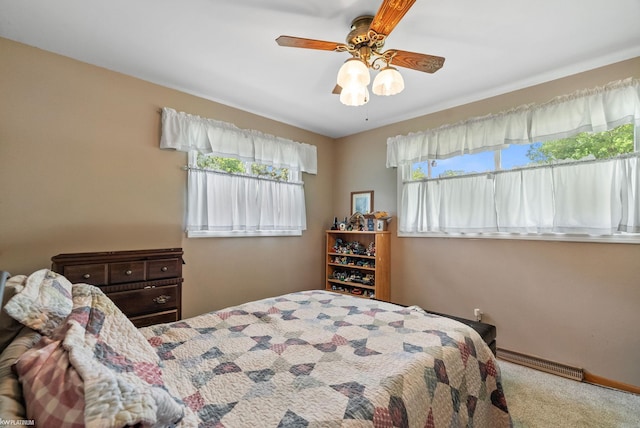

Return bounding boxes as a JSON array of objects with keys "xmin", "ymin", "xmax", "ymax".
[
  {"xmin": 161, "ymin": 266, "xmax": 168, "ymax": 272},
  {"xmin": 83, "ymin": 273, "xmax": 91, "ymax": 279},
  {"xmin": 154, "ymin": 295, "xmax": 171, "ymax": 304}
]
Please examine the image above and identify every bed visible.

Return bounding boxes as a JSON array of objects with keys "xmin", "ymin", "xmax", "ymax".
[{"xmin": 0, "ymin": 269, "xmax": 512, "ymax": 427}]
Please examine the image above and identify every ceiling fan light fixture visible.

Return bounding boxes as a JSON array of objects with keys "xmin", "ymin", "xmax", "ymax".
[
  {"xmin": 336, "ymin": 58, "xmax": 370, "ymax": 88},
  {"xmin": 276, "ymin": 1, "xmax": 446, "ymax": 107},
  {"xmin": 339, "ymin": 83, "xmax": 369, "ymax": 106},
  {"xmin": 372, "ymin": 66, "xmax": 405, "ymax": 96}
]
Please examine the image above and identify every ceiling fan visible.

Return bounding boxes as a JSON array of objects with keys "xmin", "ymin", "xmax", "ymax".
[{"xmin": 275, "ymin": 0, "xmax": 445, "ymax": 106}]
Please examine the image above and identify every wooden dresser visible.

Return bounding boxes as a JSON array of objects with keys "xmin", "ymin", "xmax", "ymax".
[{"xmin": 51, "ymin": 248, "xmax": 184, "ymax": 328}]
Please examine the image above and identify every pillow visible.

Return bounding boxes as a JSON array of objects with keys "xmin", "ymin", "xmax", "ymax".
[
  {"xmin": 0, "ymin": 326, "xmax": 41, "ymax": 420},
  {"xmin": 0, "ymin": 276, "xmax": 26, "ymax": 353},
  {"xmin": 4, "ymin": 269, "xmax": 73, "ymax": 336},
  {"xmin": 14, "ymin": 335, "xmax": 85, "ymax": 428}
]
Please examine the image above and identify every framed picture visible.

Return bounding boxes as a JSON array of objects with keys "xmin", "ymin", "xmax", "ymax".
[{"xmin": 351, "ymin": 190, "xmax": 373, "ymax": 214}]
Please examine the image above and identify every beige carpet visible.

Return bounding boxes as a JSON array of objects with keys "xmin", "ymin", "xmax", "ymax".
[{"xmin": 499, "ymin": 360, "xmax": 640, "ymax": 427}]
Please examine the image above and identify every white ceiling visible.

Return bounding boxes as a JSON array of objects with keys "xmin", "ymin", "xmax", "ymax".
[{"xmin": 1, "ymin": 0, "xmax": 639, "ymax": 139}]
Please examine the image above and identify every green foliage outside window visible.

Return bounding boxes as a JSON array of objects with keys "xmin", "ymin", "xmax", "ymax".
[
  {"xmin": 197, "ymin": 154, "xmax": 289, "ymax": 181},
  {"xmin": 412, "ymin": 123, "xmax": 635, "ymax": 179},
  {"xmin": 412, "ymin": 166, "xmax": 427, "ymax": 180},
  {"xmin": 251, "ymin": 164, "xmax": 289, "ymax": 181},
  {"xmin": 440, "ymin": 169, "xmax": 466, "ymax": 177},
  {"xmin": 197, "ymin": 154, "xmax": 245, "ymax": 173},
  {"xmin": 526, "ymin": 123, "xmax": 634, "ymax": 163}
]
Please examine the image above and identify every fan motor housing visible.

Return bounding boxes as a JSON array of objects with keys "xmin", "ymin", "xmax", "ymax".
[{"xmin": 347, "ymin": 15, "xmax": 379, "ymax": 48}]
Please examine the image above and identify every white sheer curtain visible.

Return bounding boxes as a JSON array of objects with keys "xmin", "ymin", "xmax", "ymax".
[
  {"xmin": 161, "ymin": 108, "xmax": 317, "ymax": 173},
  {"xmin": 401, "ymin": 176, "xmax": 497, "ymax": 233},
  {"xmin": 160, "ymin": 108, "xmax": 317, "ymax": 237},
  {"xmin": 390, "ymin": 78, "xmax": 640, "ymax": 237},
  {"xmin": 495, "ymin": 168, "xmax": 555, "ymax": 233},
  {"xmin": 387, "ymin": 78, "xmax": 640, "ymax": 167},
  {"xmin": 401, "ymin": 155, "xmax": 639, "ymax": 236},
  {"xmin": 531, "ymin": 80, "xmax": 640, "ymax": 142},
  {"xmin": 551, "ymin": 159, "xmax": 623, "ymax": 234},
  {"xmin": 186, "ymin": 167, "xmax": 307, "ymax": 235},
  {"xmin": 620, "ymin": 157, "xmax": 640, "ymax": 232},
  {"xmin": 387, "ymin": 106, "xmax": 531, "ymax": 165}
]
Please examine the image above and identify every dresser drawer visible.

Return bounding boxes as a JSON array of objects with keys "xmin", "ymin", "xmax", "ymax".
[
  {"xmin": 107, "ymin": 285, "xmax": 179, "ymax": 318},
  {"xmin": 52, "ymin": 248, "xmax": 183, "ymax": 326},
  {"xmin": 130, "ymin": 310, "xmax": 178, "ymax": 328},
  {"xmin": 109, "ymin": 261, "xmax": 145, "ymax": 284},
  {"xmin": 147, "ymin": 258, "xmax": 181, "ymax": 280},
  {"xmin": 62, "ymin": 264, "xmax": 108, "ymax": 285}
]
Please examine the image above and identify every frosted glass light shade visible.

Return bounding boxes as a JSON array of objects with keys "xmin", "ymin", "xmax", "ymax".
[
  {"xmin": 339, "ymin": 84, "xmax": 369, "ymax": 106},
  {"xmin": 372, "ymin": 66, "xmax": 405, "ymax": 96},
  {"xmin": 337, "ymin": 58, "xmax": 370, "ymax": 88}
]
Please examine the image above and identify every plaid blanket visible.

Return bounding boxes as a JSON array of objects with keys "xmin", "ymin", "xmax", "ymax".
[{"xmin": 141, "ymin": 290, "xmax": 512, "ymax": 427}]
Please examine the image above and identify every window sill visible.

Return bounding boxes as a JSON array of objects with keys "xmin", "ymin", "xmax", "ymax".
[
  {"xmin": 397, "ymin": 231, "xmax": 640, "ymax": 244},
  {"xmin": 187, "ymin": 230, "xmax": 303, "ymax": 238}
]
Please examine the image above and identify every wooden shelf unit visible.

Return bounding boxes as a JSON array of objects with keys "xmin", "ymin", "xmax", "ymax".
[{"xmin": 325, "ymin": 230, "xmax": 390, "ymax": 301}]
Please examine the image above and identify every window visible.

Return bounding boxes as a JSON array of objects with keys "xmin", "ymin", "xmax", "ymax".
[
  {"xmin": 187, "ymin": 153, "xmax": 305, "ymax": 237},
  {"xmin": 387, "ymin": 78, "xmax": 640, "ymax": 242},
  {"xmin": 160, "ymin": 107, "xmax": 317, "ymax": 238},
  {"xmin": 412, "ymin": 124, "xmax": 635, "ymax": 178},
  {"xmin": 196, "ymin": 154, "xmax": 290, "ymax": 181},
  {"xmin": 413, "ymin": 151, "xmax": 495, "ymax": 179}
]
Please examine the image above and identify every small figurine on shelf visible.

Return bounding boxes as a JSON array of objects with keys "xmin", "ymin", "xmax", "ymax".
[
  {"xmin": 348, "ymin": 212, "xmax": 366, "ymax": 231},
  {"xmin": 367, "ymin": 242, "xmax": 375, "ymax": 256},
  {"xmin": 331, "ymin": 217, "xmax": 339, "ymax": 230},
  {"xmin": 362, "ymin": 274, "xmax": 375, "ymax": 285},
  {"xmin": 350, "ymin": 241, "xmax": 366, "ymax": 255},
  {"xmin": 333, "ymin": 238, "xmax": 343, "ymax": 253}
]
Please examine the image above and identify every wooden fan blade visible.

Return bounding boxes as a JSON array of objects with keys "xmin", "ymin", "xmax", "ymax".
[
  {"xmin": 388, "ymin": 50, "xmax": 445, "ymax": 73},
  {"xmin": 332, "ymin": 84, "xmax": 342, "ymax": 94},
  {"xmin": 369, "ymin": 0, "xmax": 416, "ymax": 37},
  {"xmin": 276, "ymin": 35, "xmax": 347, "ymax": 52}
]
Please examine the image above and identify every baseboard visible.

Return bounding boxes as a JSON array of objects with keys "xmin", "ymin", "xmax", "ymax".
[
  {"xmin": 497, "ymin": 347, "xmax": 640, "ymax": 395},
  {"xmin": 584, "ymin": 372, "xmax": 640, "ymax": 395}
]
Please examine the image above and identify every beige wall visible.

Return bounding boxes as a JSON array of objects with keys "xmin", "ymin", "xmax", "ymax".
[
  {"xmin": 0, "ymin": 37, "xmax": 334, "ymax": 319},
  {"xmin": 334, "ymin": 57, "xmax": 640, "ymax": 387},
  {"xmin": 1, "ymin": 36, "xmax": 639, "ymax": 387}
]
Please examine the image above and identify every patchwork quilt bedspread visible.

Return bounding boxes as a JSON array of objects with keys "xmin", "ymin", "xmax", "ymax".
[{"xmin": 141, "ymin": 290, "xmax": 512, "ymax": 427}]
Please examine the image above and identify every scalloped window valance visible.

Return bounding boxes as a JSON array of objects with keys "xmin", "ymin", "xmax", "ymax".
[
  {"xmin": 161, "ymin": 107, "xmax": 317, "ymax": 174},
  {"xmin": 388, "ymin": 78, "xmax": 640, "ymax": 240},
  {"xmin": 160, "ymin": 107, "xmax": 316, "ymax": 237},
  {"xmin": 387, "ymin": 78, "xmax": 640, "ymax": 166}
]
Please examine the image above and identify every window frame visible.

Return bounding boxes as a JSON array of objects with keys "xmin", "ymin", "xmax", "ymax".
[
  {"xmin": 186, "ymin": 152, "xmax": 306, "ymax": 238},
  {"xmin": 396, "ymin": 167, "xmax": 640, "ymax": 244},
  {"xmin": 399, "ymin": 124, "xmax": 640, "ymax": 244}
]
